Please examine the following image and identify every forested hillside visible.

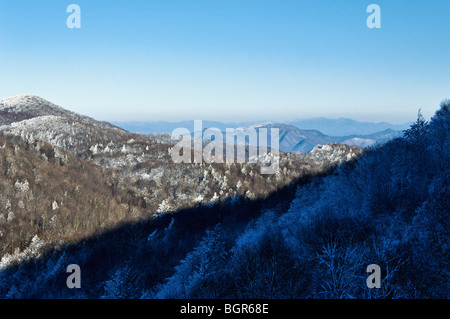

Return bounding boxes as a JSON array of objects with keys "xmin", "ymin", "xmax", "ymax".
[
  {"xmin": 0, "ymin": 132, "xmax": 147, "ymax": 262},
  {"xmin": 0, "ymin": 101, "xmax": 447, "ymax": 299},
  {"xmin": 152, "ymin": 102, "xmax": 449, "ymax": 299}
]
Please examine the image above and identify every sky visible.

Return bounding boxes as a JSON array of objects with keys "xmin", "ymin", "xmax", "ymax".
[{"xmin": 0, "ymin": 0, "xmax": 449, "ymax": 123}]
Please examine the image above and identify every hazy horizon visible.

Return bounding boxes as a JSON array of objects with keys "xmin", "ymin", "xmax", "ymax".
[{"xmin": 2, "ymin": 92, "xmax": 415, "ymax": 125}]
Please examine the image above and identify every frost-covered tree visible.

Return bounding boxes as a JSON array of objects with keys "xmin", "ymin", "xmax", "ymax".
[
  {"xmin": 156, "ymin": 226, "xmax": 228, "ymax": 299},
  {"xmin": 404, "ymin": 109, "xmax": 428, "ymax": 141},
  {"xmin": 102, "ymin": 264, "xmax": 139, "ymax": 299},
  {"xmin": 208, "ymin": 192, "xmax": 220, "ymax": 207},
  {"xmin": 157, "ymin": 200, "xmax": 172, "ymax": 214}
]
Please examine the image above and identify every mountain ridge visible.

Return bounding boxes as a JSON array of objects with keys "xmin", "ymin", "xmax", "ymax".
[
  {"xmin": 112, "ymin": 117, "xmax": 410, "ymax": 137},
  {"xmin": 144, "ymin": 122, "xmax": 402, "ymax": 153}
]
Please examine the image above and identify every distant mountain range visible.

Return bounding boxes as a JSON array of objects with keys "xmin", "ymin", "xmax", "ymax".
[
  {"xmin": 287, "ymin": 118, "xmax": 411, "ymax": 136},
  {"xmin": 112, "ymin": 118, "xmax": 410, "ymax": 137},
  {"xmin": 115, "ymin": 120, "xmax": 405, "ymax": 153},
  {"xmin": 237, "ymin": 123, "xmax": 403, "ymax": 153}
]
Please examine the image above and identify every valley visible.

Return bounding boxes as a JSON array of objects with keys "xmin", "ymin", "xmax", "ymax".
[{"xmin": 0, "ymin": 94, "xmax": 447, "ymax": 299}]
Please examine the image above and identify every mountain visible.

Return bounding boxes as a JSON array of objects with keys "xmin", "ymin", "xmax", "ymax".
[
  {"xmin": 176, "ymin": 122, "xmax": 402, "ymax": 153},
  {"xmin": 114, "ymin": 119, "xmax": 403, "ymax": 153},
  {"xmin": 256, "ymin": 123, "xmax": 402, "ymax": 153},
  {"xmin": 0, "ymin": 93, "xmax": 362, "ymax": 211},
  {"xmin": 112, "ymin": 118, "xmax": 410, "ymax": 137},
  {"xmin": 287, "ymin": 117, "xmax": 411, "ymax": 136},
  {"xmin": 242, "ymin": 123, "xmax": 337, "ymax": 153},
  {"xmin": 0, "ymin": 94, "xmax": 136, "ymax": 154},
  {"xmin": 0, "ymin": 94, "xmax": 78, "ymax": 125}
]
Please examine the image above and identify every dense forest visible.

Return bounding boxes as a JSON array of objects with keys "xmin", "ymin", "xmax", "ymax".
[{"xmin": 0, "ymin": 101, "xmax": 448, "ymax": 299}]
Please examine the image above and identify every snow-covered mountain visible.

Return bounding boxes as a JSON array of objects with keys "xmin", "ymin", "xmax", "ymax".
[
  {"xmin": 0, "ymin": 94, "xmax": 76, "ymax": 125},
  {"xmin": 0, "ymin": 94, "xmax": 137, "ymax": 153},
  {"xmin": 0, "ymin": 94, "xmax": 361, "ymax": 217},
  {"xmin": 0, "ymin": 94, "xmax": 117, "ymax": 128}
]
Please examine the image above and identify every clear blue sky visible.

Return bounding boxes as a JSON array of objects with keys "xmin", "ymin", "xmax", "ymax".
[{"xmin": 0, "ymin": 0, "xmax": 449, "ymax": 123}]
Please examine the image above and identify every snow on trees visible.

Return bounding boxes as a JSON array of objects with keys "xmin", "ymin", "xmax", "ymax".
[{"xmin": 157, "ymin": 200, "xmax": 172, "ymax": 214}]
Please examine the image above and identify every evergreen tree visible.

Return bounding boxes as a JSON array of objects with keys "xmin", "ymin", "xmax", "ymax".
[{"xmin": 404, "ymin": 109, "xmax": 428, "ymax": 141}]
